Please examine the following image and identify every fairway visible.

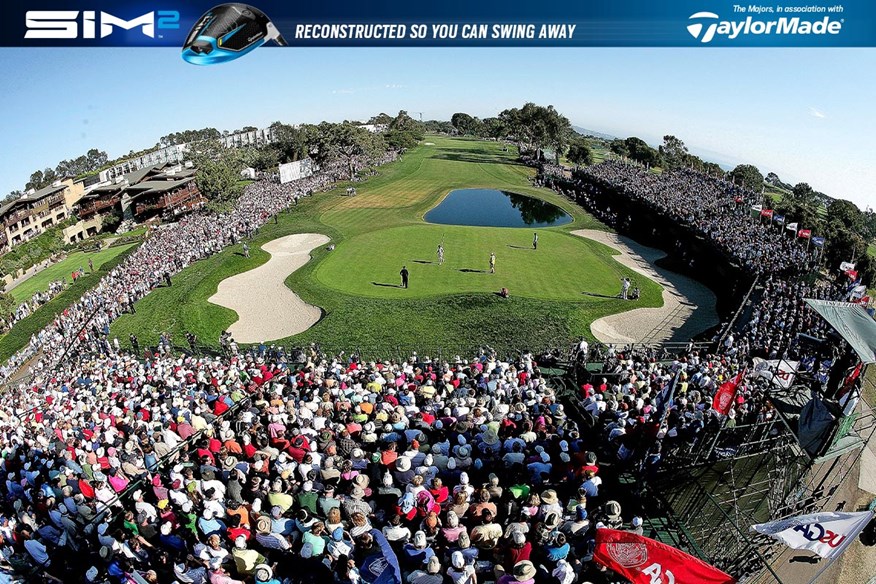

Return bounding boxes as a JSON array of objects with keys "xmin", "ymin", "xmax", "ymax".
[
  {"xmin": 9, "ymin": 243, "xmax": 138, "ymax": 305},
  {"xmin": 111, "ymin": 136, "xmax": 664, "ymax": 353}
]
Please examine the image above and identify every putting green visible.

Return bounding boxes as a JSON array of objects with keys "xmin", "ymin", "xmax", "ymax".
[{"xmin": 316, "ymin": 225, "xmax": 631, "ymax": 301}]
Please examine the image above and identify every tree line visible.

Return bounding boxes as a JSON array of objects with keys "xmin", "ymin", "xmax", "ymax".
[{"xmin": 193, "ymin": 111, "xmax": 424, "ymax": 203}]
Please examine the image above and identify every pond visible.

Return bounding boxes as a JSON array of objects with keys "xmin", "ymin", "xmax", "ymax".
[{"xmin": 424, "ymin": 189, "xmax": 572, "ymax": 228}]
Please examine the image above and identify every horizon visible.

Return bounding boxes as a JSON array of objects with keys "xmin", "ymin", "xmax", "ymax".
[{"xmin": 0, "ymin": 47, "xmax": 874, "ymax": 210}]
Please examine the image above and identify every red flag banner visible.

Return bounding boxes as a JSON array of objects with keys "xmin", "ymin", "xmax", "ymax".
[
  {"xmin": 712, "ymin": 370, "xmax": 744, "ymax": 415},
  {"xmin": 798, "ymin": 229, "xmax": 812, "ymax": 239},
  {"xmin": 594, "ymin": 528, "xmax": 736, "ymax": 584},
  {"xmin": 760, "ymin": 209, "xmax": 774, "ymax": 218}
]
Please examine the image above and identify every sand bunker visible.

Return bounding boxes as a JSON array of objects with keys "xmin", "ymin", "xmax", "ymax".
[
  {"xmin": 572, "ymin": 230, "xmax": 719, "ymax": 345},
  {"xmin": 208, "ymin": 233, "xmax": 330, "ymax": 343}
]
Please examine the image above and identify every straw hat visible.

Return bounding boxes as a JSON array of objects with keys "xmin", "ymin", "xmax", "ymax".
[
  {"xmin": 513, "ymin": 561, "xmax": 537, "ymax": 581},
  {"xmin": 541, "ymin": 489, "xmax": 558, "ymax": 505}
]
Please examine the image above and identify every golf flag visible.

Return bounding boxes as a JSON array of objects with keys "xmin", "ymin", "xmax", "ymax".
[
  {"xmin": 840, "ymin": 261, "xmax": 856, "ymax": 272},
  {"xmin": 594, "ymin": 528, "xmax": 736, "ymax": 584},
  {"xmin": 786, "ymin": 222, "xmax": 799, "ymax": 232},
  {"xmin": 713, "ymin": 370, "xmax": 745, "ymax": 415},
  {"xmin": 751, "ymin": 511, "xmax": 874, "ymax": 559},
  {"xmin": 773, "ymin": 214, "xmax": 785, "ymax": 225},
  {"xmin": 760, "ymin": 208, "xmax": 774, "ymax": 219},
  {"xmin": 812, "ymin": 236, "xmax": 825, "ymax": 247},
  {"xmin": 798, "ymin": 229, "xmax": 812, "ymax": 239}
]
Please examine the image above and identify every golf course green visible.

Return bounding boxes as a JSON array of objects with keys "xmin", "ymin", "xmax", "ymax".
[{"xmin": 110, "ymin": 136, "xmax": 662, "ymax": 354}]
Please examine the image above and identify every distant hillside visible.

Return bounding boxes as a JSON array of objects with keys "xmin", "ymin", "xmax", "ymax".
[{"xmin": 572, "ymin": 126, "xmax": 616, "ymax": 140}]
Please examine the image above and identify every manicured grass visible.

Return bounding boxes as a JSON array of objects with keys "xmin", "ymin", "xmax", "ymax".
[
  {"xmin": 0, "ymin": 247, "xmax": 137, "ymax": 362},
  {"xmin": 110, "ymin": 137, "xmax": 662, "ymax": 353},
  {"xmin": 9, "ymin": 244, "xmax": 138, "ymax": 306},
  {"xmin": 316, "ymin": 226, "xmax": 636, "ymax": 301}
]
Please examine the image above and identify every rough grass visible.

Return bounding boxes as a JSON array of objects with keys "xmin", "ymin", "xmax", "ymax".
[{"xmin": 110, "ymin": 136, "xmax": 662, "ymax": 353}]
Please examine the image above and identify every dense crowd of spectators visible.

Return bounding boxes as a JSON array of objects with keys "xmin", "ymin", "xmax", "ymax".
[
  {"xmin": 553, "ymin": 161, "xmax": 815, "ymax": 276},
  {"xmin": 546, "ymin": 160, "xmax": 855, "ymax": 372},
  {"xmin": 1, "ymin": 280, "xmax": 67, "ymax": 334},
  {"xmin": 0, "ymin": 150, "xmax": 862, "ymax": 584},
  {"xmin": 0, "ymin": 152, "xmax": 396, "ymax": 384}
]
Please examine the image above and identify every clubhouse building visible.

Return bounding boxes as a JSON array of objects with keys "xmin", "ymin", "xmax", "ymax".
[{"xmin": 0, "ymin": 178, "xmax": 85, "ymax": 254}]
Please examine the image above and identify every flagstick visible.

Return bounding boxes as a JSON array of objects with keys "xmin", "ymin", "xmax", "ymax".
[{"xmin": 806, "ymin": 510, "xmax": 874, "ymax": 584}]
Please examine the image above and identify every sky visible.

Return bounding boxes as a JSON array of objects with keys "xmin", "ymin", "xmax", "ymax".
[{"xmin": 0, "ymin": 47, "xmax": 874, "ymax": 209}]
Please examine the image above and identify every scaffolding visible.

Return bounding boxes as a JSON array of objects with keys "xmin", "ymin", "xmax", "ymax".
[{"xmin": 637, "ymin": 371, "xmax": 876, "ymax": 583}]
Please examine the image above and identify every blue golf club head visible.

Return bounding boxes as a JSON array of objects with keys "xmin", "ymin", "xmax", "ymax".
[{"xmin": 182, "ymin": 3, "xmax": 287, "ymax": 65}]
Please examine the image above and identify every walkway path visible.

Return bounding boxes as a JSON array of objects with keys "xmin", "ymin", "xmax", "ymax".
[
  {"xmin": 571, "ymin": 229, "xmax": 720, "ymax": 344},
  {"xmin": 208, "ymin": 233, "xmax": 330, "ymax": 343}
]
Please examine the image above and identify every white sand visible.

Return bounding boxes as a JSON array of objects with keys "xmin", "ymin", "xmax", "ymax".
[
  {"xmin": 208, "ymin": 233, "xmax": 330, "ymax": 343},
  {"xmin": 572, "ymin": 230, "xmax": 719, "ymax": 345}
]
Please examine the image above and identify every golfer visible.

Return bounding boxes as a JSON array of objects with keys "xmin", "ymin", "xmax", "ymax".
[
  {"xmin": 533, "ymin": 232, "xmax": 538, "ymax": 250},
  {"xmin": 437, "ymin": 244, "xmax": 445, "ymax": 266},
  {"xmin": 621, "ymin": 277, "xmax": 630, "ymax": 299},
  {"xmin": 489, "ymin": 252, "xmax": 496, "ymax": 274},
  {"xmin": 400, "ymin": 266, "xmax": 409, "ymax": 288}
]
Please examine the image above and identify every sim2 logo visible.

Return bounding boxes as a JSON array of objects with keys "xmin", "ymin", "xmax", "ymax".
[
  {"xmin": 25, "ymin": 10, "xmax": 180, "ymax": 39},
  {"xmin": 686, "ymin": 11, "xmax": 843, "ymax": 43}
]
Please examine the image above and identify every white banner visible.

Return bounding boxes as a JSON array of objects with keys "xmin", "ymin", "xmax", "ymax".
[
  {"xmin": 751, "ymin": 358, "xmax": 799, "ymax": 389},
  {"xmin": 786, "ymin": 222, "xmax": 798, "ymax": 232},
  {"xmin": 751, "ymin": 511, "xmax": 873, "ymax": 559},
  {"xmin": 849, "ymin": 284, "xmax": 867, "ymax": 300},
  {"xmin": 839, "ymin": 261, "xmax": 856, "ymax": 272}
]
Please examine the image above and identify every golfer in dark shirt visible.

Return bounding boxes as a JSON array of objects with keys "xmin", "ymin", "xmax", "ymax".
[{"xmin": 400, "ymin": 266, "xmax": 409, "ymax": 288}]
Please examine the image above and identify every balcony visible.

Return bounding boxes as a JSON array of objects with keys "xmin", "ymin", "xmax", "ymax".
[{"xmin": 78, "ymin": 197, "xmax": 119, "ymax": 218}]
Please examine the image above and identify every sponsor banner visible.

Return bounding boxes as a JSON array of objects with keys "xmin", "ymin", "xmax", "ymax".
[
  {"xmin": 751, "ymin": 511, "xmax": 873, "ymax": 558},
  {"xmin": 798, "ymin": 228, "xmax": 812, "ymax": 239},
  {"xmin": 752, "ymin": 358, "xmax": 799, "ymax": 388},
  {"xmin": 1, "ymin": 1, "xmax": 873, "ymax": 48},
  {"xmin": 594, "ymin": 528, "xmax": 736, "ymax": 584}
]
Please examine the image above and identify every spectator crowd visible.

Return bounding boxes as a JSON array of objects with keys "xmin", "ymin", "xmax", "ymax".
[{"xmin": 0, "ymin": 151, "xmax": 862, "ymax": 584}]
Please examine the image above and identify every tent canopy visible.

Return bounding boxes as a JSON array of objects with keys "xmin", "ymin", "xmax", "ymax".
[{"xmin": 805, "ymin": 299, "xmax": 876, "ymax": 364}]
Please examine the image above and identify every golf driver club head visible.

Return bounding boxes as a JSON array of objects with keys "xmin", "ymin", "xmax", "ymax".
[{"xmin": 182, "ymin": 3, "xmax": 287, "ymax": 65}]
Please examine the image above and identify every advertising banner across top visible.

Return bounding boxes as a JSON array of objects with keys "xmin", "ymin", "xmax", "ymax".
[{"xmin": 2, "ymin": 0, "xmax": 873, "ymax": 49}]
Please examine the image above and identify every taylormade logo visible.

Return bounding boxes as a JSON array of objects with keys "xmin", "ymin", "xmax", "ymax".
[{"xmin": 686, "ymin": 11, "xmax": 842, "ymax": 43}]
